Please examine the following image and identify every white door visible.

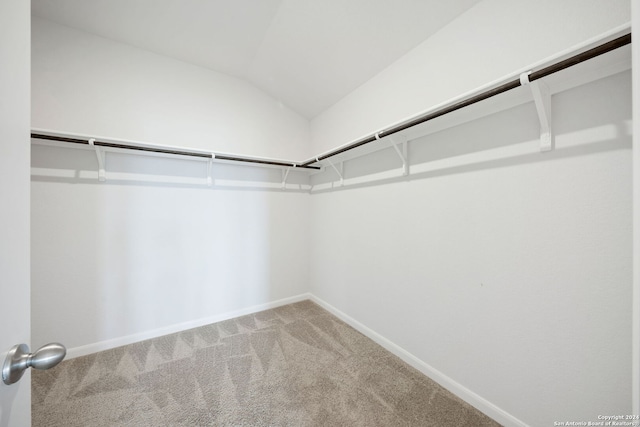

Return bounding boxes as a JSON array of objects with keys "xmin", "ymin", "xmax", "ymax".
[{"xmin": 0, "ymin": 0, "xmax": 32, "ymax": 425}]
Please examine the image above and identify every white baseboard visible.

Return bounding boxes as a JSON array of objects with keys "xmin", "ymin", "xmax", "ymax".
[
  {"xmin": 308, "ymin": 294, "xmax": 529, "ymax": 427},
  {"xmin": 66, "ymin": 293, "xmax": 311, "ymax": 359}
]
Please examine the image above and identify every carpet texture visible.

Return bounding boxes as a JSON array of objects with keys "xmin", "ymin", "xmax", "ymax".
[{"xmin": 33, "ymin": 300, "xmax": 500, "ymax": 426}]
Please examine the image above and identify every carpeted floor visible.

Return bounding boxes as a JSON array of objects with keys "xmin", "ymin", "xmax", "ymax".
[{"xmin": 33, "ymin": 300, "xmax": 500, "ymax": 426}]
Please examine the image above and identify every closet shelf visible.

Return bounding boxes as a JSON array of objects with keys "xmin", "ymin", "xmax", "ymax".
[
  {"xmin": 30, "ymin": 131, "xmax": 321, "ymax": 171},
  {"xmin": 31, "ymin": 26, "xmax": 631, "ymax": 183},
  {"xmin": 306, "ymin": 27, "xmax": 631, "ymax": 169}
]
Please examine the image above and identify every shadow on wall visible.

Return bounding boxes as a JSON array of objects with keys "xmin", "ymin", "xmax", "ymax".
[
  {"xmin": 30, "ymin": 144, "xmax": 311, "ymax": 193},
  {"xmin": 29, "ymin": 147, "xmax": 310, "ymax": 351},
  {"xmin": 94, "ymin": 177, "xmax": 273, "ymax": 343}
]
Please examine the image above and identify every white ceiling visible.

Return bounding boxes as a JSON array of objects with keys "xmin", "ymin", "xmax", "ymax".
[{"xmin": 31, "ymin": 0, "xmax": 481, "ymax": 119}]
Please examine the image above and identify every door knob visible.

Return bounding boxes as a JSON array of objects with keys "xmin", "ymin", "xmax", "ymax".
[{"xmin": 2, "ymin": 343, "xmax": 66, "ymax": 385}]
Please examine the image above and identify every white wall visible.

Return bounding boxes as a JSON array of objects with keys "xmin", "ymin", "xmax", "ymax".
[
  {"xmin": 30, "ymin": 15, "xmax": 312, "ymax": 355},
  {"xmin": 32, "ymin": 17, "xmax": 312, "ymax": 160},
  {"xmin": 307, "ymin": 1, "xmax": 633, "ymax": 423},
  {"xmin": 310, "ymin": 0, "xmax": 630, "ymax": 155},
  {"xmin": 31, "ymin": 146, "xmax": 310, "ymax": 353},
  {"xmin": 30, "ymin": 0, "xmax": 633, "ymax": 425},
  {"xmin": 310, "ymin": 71, "xmax": 632, "ymax": 426}
]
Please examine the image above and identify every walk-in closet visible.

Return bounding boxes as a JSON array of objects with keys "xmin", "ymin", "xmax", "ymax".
[{"xmin": 1, "ymin": 1, "xmax": 638, "ymax": 426}]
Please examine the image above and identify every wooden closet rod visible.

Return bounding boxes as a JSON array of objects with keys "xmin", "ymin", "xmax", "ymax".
[{"xmin": 299, "ymin": 32, "xmax": 632, "ymax": 167}]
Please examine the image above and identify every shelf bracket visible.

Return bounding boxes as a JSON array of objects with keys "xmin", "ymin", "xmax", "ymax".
[
  {"xmin": 88, "ymin": 138, "xmax": 106, "ymax": 181},
  {"xmin": 281, "ymin": 164, "xmax": 294, "ymax": 189},
  {"xmin": 207, "ymin": 155, "xmax": 215, "ymax": 187},
  {"xmin": 520, "ymin": 72, "xmax": 553, "ymax": 152},
  {"xmin": 324, "ymin": 157, "xmax": 344, "ymax": 186},
  {"xmin": 378, "ymin": 133, "xmax": 409, "ymax": 176}
]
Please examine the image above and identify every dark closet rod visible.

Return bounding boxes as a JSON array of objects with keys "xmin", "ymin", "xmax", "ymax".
[
  {"xmin": 31, "ymin": 32, "xmax": 630, "ymax": 171},
  {"xmin": 300, "ymin": 32, "xmax": 632, "ymax": 167},
  {"xmin": 29, "ymin": 133, "xmax": 322, "ymax": 170}
]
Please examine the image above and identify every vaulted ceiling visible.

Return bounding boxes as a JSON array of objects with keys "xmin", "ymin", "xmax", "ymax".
[{"xmin": 31, "ymin": 0, "xmax": 481, "ymax": 119}]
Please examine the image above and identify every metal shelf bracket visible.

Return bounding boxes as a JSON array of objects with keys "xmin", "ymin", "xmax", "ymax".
[
  {"xmin": 88, "ymin": 138, "xmax": 106, "ymax": 181},
  {"xmin": 520, "ymin": 72, "xmax": 554, "ymax": 152}
]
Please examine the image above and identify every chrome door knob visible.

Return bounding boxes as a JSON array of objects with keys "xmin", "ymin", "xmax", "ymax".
[{"xmin": 2, "ymin": 343, "xmax": 66, "ymax": 385}]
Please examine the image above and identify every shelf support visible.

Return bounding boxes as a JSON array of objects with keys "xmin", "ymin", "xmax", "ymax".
[
  {"xmin": 520, "ymin": 72, "xmax": 554, "ymax": 152},
  {"xmin": 323, "ymin": 157, "xmax": 344, "ymax": 186},
  {"xmin": 378, "ymin": 133, "xmax": 409, "ymax": 176},
  {"xmin": 207, "ymin": 155, "xmax": 214, "ymax": 187},
  {"xmin": 88, "ymin": 138, "xmax": 106, "ymax": 181},
  {"xmin": 281, "ymin": 164, "xmax": 294, "ymax": 189}
]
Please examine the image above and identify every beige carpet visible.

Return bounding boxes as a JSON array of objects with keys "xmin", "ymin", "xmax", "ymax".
[{"xmin": 33, "ymin": 300, "xmax": 499, "ymax": 426}]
